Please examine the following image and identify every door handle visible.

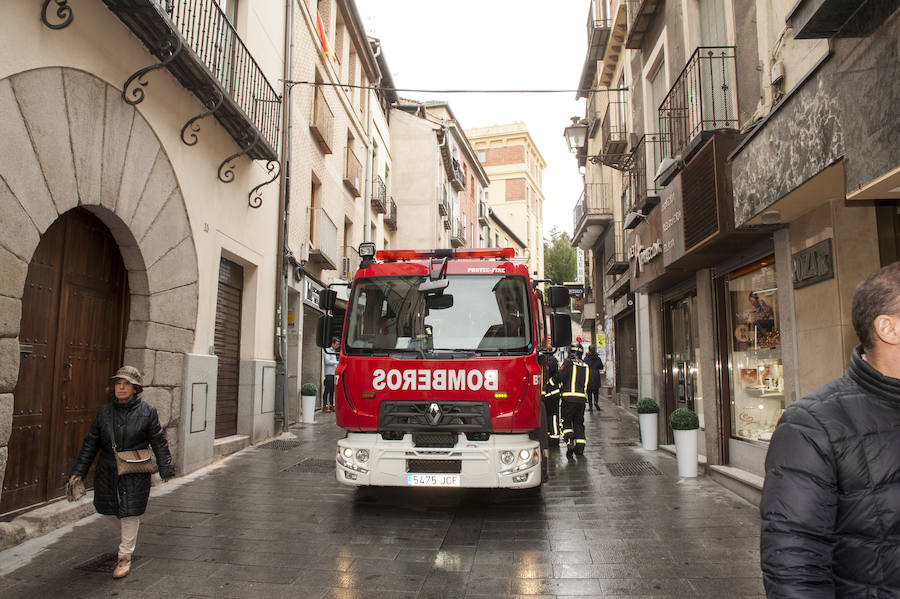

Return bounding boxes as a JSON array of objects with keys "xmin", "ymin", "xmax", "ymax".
[{"xmin": 62, "ymin": 362, "xmax": 72, "ymax": 384}]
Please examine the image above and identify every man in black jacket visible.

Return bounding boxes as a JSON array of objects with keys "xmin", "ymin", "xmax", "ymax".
[
  {"xmin": 760, "ymin": 262, "xmax": 900, "ymax": 597},
  {"xmin": 584, "ymin": 344, "xmax": 604, "ymax": 411}
]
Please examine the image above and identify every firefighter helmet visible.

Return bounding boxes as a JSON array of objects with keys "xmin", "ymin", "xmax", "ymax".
[{"xmin": 568, "ymin": 343, "xmax": 583, "ymax": 358}]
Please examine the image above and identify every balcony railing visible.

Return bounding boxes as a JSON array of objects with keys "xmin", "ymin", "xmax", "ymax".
[
  {"xmin": 450, "ymin": 219, "xmax": 466, "ymax": 247},
  {"xmin": 343, "ymin": 147, "xmax": 362, "ymax": 196},
  {"xmin": 341, "ymin": 245, "xmax": 360, "ymax": 281},
  {"xmin": 574, "ymin": 182, "xmax": 615, "ymax": 233},
  {"xmin": 624, "ymin": 133, "xmax": 669, "ymax": 214},
  {"xmin": 605, "ymin": 225, "xmax": 628, "ymax": 275},
  {"xmin": 600, "ymin": 99, "xmax": 630, "ymax": 169},
  {"xmin": 577, "ymin": 1, "xmax": 613, "ymax": 97},
  {"xmin": 311, "ymin": 88, "xmax": 334, "ymax": 154},
  {"xmin": 659, "ymin": 47, "xmax": 738, "ymax": 161},
  {"xmin": 371, "ymin": 175, "xmax": 387, "ymax": 213},
  {"xmin": 104, "ymin": 0, "xmax": 280, "ymax": 160},
  {"xmin": 308, "ymin": 207, "xmax": 337, "ymax": 269},
  {"xmin": 384, "ymin": 197, "xmax": 398, "ymax": 231},
  {"xmin": 449, "ymin": 159, "xmax": 466, "ymax": 191},
  {"xmin": 478, "ymin": 201, "xmax": 489, "ymax": 226}
]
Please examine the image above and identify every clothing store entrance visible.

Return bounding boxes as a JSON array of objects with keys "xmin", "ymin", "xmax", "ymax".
[{"xmin": 1, "ymin": 209, "xmax": 128, "ymax": 515}]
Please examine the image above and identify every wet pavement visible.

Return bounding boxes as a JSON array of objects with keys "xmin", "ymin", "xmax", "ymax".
[{"xmin": 0, "ymin": 399, "xmax": 765, "ymax": 598}]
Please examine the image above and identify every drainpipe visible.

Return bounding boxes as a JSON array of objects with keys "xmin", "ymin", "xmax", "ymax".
[
  {"xmin": 363, "ymin": 40, "xmax": 383, "ymax": 244},
  {"xmin": 275, "ymin": 0, "xmax": 295, "ymax": 433}
]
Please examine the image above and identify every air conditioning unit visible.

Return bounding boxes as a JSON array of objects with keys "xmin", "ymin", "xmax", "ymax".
[{"xmin": 299, "ymin": 242, "xmax": 309, "ymax": 263}]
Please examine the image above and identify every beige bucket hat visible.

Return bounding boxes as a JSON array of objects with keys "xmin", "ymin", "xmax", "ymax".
[{"xmin": 110, "ymin": 365, "xmax": 143, "ymax": 387}]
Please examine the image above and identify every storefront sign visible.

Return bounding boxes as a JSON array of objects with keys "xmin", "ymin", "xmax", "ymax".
[
  {"xmin": 627, "ymin": 208, "xmax": 666, "ymax": 290},
  {"xmin": 792, "ymin": 238, "xmax": 834, "ymax": 289},
  {"xmin": 660, "ymin": 174, "xmax": 685, "ymax": 267}
]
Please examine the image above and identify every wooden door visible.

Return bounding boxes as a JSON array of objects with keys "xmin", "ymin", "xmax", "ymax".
[
  {"xmin": 214, "ymin": 257, "xmax": 243, "ymax": 438},
  {"xmin": 2, "ymin": 209, "xmax": 128, "ymax": 515}
]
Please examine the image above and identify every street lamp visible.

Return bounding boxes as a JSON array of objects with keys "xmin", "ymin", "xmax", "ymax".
[{"xmin": 563, "ymin": 117, "xmax": 588, "ymax": 153}]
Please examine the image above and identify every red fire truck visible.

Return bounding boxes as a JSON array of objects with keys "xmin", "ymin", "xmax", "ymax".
[{"xmin": 316, "ymin": 243, "xmax": 571, "ymax": 490}]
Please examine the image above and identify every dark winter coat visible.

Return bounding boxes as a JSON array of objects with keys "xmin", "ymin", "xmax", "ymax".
[
  {"xmin": 71, "ymin": 395, "xmax": 175, "ymax": 518},
  {"xmin": 759, "ymin": 346, "xmax": 900, "ymax": 597},
  {"xmin": 584, "ymin": 353, "xmax": 603, "ymax": 391}
]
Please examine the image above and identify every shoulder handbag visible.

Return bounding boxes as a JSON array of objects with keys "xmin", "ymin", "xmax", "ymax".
[{"xmin": 107, "ymin": 404, "xmax": 158, "ymax": 475}]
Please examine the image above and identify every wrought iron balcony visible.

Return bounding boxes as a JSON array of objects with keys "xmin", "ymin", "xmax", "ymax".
[
  {"xmin": 478, "ymin": 201, "xmax": 489, "ymax": 226},
  {"xmin": 384, "ymin": 197, "xmax": 398, "ymax": 231},
  {"xmin": 371, "ymin": 175, "xmax": 387, "ymax": 214},
  {"xmin": 599, "ymin": 99, "xmax": 630, "ymax": 170},
  {"xmin": 624, "ymin": 133, "xmax": 669, "ymax": 215},
  {"xmin": 450, "ymin": 219, "xmax": 466, "ymax": 248},
  {"xmin": 659, "ymin": 47, "xmax": 738, "ymax": 162},
  {"xmin": 309, "ymin": 207, "xmax": 338, "ymax": 270},
  {"xmin": 577, "ymin": 2, "xmax": 612, "ymax": 98},
  {"xmin": 99, "ymin": 0, "xmax": 280, "ymax": 165},
  {"xmin": 343, "ymin": 147, "xmax": 362, "ymax": 197},
  {"xmin": 449, "ymin": 158, "xmax": 466, "ymax": 192},
  {"xmin": 573, "ymin": 182, "xmax": 614, "ymax": 250},
  {"xmin": 625, "ymin": 0, "xmax": 663, "ymax": 49},
  {"xmin": 605, "ymin": 225, "xmax": 628, "ymax": 276},
  {"xmin": 311, "ymin": 88, "xmax": 334, "ymax": 154}
]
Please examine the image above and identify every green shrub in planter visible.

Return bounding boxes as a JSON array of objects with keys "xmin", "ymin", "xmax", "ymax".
[
  {"xmin": 636, "ymin": 397, "xmax": 659, "ymax": 414},
  {"xmin": 300, "ymin": 383, "xmax": 318, "ymax": 396},
  {"xmin": 669, "ymin": 407, "xmax": 699, "ymax": 430}
]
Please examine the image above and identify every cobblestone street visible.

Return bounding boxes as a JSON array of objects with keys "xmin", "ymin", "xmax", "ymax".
[{"xmin": 0, "ymin": 399, "xmax": 764, "ymax": 598}]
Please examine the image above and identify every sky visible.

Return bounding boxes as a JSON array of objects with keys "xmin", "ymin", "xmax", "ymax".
[{"xmin": 355, "ymin": 0, "xmax": 590, "ymax": 241}]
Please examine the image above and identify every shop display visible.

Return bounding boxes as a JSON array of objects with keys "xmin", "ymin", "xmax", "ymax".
[{"xmin": 727, "ymin": 261, "xmax": 784, "ymax": 443}]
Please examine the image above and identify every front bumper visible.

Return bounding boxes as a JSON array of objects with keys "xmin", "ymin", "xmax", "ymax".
[{"xmin": 335, "ymin": 433, "xmax": 540, "ymax": 489}]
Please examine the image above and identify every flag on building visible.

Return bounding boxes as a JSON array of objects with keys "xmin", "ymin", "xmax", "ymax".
[{"xmin": 316, "ymin": 10, "xmax": 336, "ymax": 62}]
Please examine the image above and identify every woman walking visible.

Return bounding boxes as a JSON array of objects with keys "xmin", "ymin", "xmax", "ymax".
[{"xmin": 68, "ymin": 366, "xmax": 175, "ymax": 579}]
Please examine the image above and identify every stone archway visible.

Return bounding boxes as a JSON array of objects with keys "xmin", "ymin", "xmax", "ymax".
[{"xmin": 0, "ymin": 67, "xmax": 198, "ymax": 511}]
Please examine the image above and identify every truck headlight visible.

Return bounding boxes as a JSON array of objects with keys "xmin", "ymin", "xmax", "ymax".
[
  {"xmin": 342, "ymin": 447, "xmax": 353, "ymax": 459},
  {"xmin": 499, "ymin": 450, "xmax": 515, "ymax": 466},
  {"xmin": 356, "ymin": 449, "xmax": 369, "ymax": 463},
  {"xmin": 518, "ymin": 449, "xmax": 531, "ymax": 461}
]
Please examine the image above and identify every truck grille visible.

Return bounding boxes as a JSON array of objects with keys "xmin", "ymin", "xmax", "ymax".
[
  {"xmin": 407, "ymin": 459, "xmax": 462, "ymax": 473},
  {"xmin": 379, "ymin": 401, "xmax": 491, "ymax": 432},
  {"xmin": 413, "ymin": 433, "xmax": 457, "ymax": 448}
]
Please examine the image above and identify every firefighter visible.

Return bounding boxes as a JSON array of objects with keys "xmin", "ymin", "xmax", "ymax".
[
  {"xmin": 542, "ymin": 352, "xmax": 561, "ymax": 445},
  {"xmin": 552, "ymin": 343, "xmax": 591, "ymax": 458}
]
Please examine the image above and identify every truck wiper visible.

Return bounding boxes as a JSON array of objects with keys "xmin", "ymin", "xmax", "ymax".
[{"xmin": 388, "ymin": 348, "xmax": 427, "ymax": 359}]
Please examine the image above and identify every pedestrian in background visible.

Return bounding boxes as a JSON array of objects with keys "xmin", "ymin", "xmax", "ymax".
[
  {"xmin": 584, "ymin": 344, "xmax": 604, "ymax": 412},
  {"xmin": 553, "ymin": 343, "xmax": 591, "ymax": 458},
  {"xmin": 322, "ymin": 336, "xmax": 340, "ymax": 412},
  {"xmin": 69, "ymin": 366, "xmax": 174, "ymax": 579},
  {"xmin": 760, "ymin": 262, "xmax": 900, "ymax": 597}
]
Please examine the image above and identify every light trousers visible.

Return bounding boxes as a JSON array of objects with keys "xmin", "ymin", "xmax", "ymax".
[{"xmin": 118, "ymin": 516, "xmax": 140, "ymax": 558}]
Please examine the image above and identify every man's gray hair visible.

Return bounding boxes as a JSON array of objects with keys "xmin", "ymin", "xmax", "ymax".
[{"xmin": 852, "ymin": 262, "xmax": 900, "ymax": 350}]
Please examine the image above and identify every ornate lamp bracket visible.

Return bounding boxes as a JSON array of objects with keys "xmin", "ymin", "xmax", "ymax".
[
  {"xmin": 181, "ymin": 88, "xmax": 225, "ymax": 146},
  {"xmin": 248, "ymin": 161, "xmax": 281, "ymax": 208},
  {"xmin": 217, "ymin": 130, "xmax": 260, "ymax": 184},
  {"xmin": 41, "ymin": 0, "xmax": 73, "ymax": 30},
  {"xmin": 122, "ymin": 34, "xmax": 183, "ymax": 106}
]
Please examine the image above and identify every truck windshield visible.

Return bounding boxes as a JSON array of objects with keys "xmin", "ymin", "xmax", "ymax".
[{"xmin": 344, "ymin": 274, "xmax": 532, "ymax": 355}]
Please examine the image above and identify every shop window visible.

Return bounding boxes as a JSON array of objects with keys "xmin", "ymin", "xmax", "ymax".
[{"xmin": 725, "ymin": 258, "xmax": 783, "ymax": 442}]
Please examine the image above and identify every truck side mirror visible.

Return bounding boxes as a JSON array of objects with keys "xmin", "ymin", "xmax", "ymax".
[
  {"xmin": 318, "ymin": 288, "xmax": 337, "ymax": 311},
  {"xmin": 549, "ymin": 313, "xmax": 572, "ymax": 348},
  {"xmin": 546, "ymin": 286, "xmax": 569, "ymax": 309},
  {"xmin": 316, "ymin": 314, "xmax": 333, "ymax": 348}
]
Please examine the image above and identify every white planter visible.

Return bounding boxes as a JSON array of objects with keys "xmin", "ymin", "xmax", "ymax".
[
  {"xmin": 301, "ymin": 394, "xmax": 317, "ymax": 423},
  {"xmin": 673, "ymin": 428, "xmax": 698, "ymax": 477},
  {"xmin": 638, "ymin": 413, "xmax": 658, "ymax": 450}
]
